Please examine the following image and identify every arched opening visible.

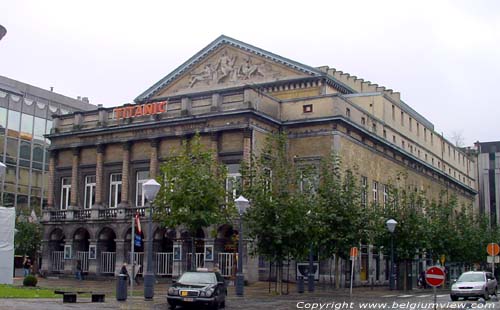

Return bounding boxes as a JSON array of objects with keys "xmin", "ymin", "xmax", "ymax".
[
  {"xmin": 73, "ymin": 228, "xmax": 90, "ymax": 273},
  {"xmin": 98, "ymin": 227, "xmax": 116, "ymax": 275},
  {"xmin": 49, "ymin": 228, "xmax": 65, "ymax": 273},
  {"xmin": 154, "ymin": 228, "xmax": 176, "ymax": 276},
  {"xmin": 215, "ymin": 224, "xmax": 238, "ymax": 277}
]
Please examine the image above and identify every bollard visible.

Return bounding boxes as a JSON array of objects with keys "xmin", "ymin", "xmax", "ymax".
[
  {"xmin": 297, "ymin": 276, "xmax": 304, "ymax": 293},
  {"xmin": 116, "ymin": 274, "xmax": 128, "ymax": 301}
]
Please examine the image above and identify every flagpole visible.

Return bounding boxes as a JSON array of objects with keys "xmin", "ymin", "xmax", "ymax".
[{"xmin": 130, "ymin": 215, "xmax": 135, "ymax": 298}]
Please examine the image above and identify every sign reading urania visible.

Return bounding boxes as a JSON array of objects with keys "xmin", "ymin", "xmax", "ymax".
[{"xmin": 113, "ymin": 101, "xmax": 167, "ymax": 119}]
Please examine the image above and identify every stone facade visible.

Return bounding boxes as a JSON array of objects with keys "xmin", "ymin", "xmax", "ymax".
[{"xmin": 41, "ymin": 36, "xmax": 476, "ymax": 285}]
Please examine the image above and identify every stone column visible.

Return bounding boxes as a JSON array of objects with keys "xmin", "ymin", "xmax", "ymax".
[
  {"xmin": 40, "ymin": 240, "xmax": 50, "ymax": 275},
  {"xmin": 149, "ymin": 139, "xmax": 159, "ymax": 179},
  {"xmin": 114, "ymin": 239, "xmax": 125, "ymax": 276},
  {"xmin": 119, "ymin": 142, "xmax": 131, "ymax": 207},
  {"xmin": 70, "ymin": 148, "xmax": 79, "ymax": 208},
  {"xmin": 204, "ymin": 238, "xmax": 215, "ymax": 269},
  {"xmin": 88, "ymin": 239, "xmax": 98, "ymax": 276},
  {"xmin": 46, "ymin": 151, "xmax": 57, "ymax": 209},
  {"xmin": 243, "ymin": 130, "xmax": 252, "ymax": 165},
  {"xmin": 172, "ymin": 240, "xmax": 183, "ymax": 277},
  {"xmin": 94, "ymin": 144, "xmax": 104, "ymax": 208},
  {"xmin": 63, "ymin": 240, "xmax": 74, "ymax": 276}
]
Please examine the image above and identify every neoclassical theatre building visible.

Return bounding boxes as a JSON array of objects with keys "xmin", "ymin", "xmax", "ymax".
[{"xmin": 41, "ymin": 36, "xmax": 476, "ymax": 285}]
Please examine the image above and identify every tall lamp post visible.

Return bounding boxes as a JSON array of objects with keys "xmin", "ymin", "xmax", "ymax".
[
  {"xmin": 386, "ymin": 219, "xmax": 397, "ymax": 290},
  {"xmin": 235, "ymin": 195, "xmax": 249, "ymax": 297},
  {"xmin": 307, "ymin": 210, "xmax": 315, "ymax": 292},
  {"xmin": 142, "ymin": 179, "xmax": 161, "ymax": 300}
]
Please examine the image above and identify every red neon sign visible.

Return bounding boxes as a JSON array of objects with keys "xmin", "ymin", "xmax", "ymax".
[{"xmin": 113, "ymin": 101, "xmax": 167, "ymax": 120}]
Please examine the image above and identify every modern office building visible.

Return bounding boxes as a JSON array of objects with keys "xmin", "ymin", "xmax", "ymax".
[
  {"xmin": 40, "ymin": 35, "xmax": 477, "ymax": 285},
  {"xmin": 0, "ymin": 75, "xmax": 96, "ymax": 217},
  {"xmin": 475, "ymin": 141, "xmax": 500, "ymax": 226}
]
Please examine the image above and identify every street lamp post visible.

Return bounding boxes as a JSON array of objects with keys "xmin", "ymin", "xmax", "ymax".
[
  {"xmin": 386, "ymin": 219, "xmax": 397, "ymax": 290},
  {"xmin": 307, "ymin": 210, "xmax": 315, "ymax": 292},
  {"xmin": 235, "ymin": 195, "xmax": 249, "ymax": 297},
  {"xmin": 142, "ymin": 179, "xmax": 161, "ymax": 300}
]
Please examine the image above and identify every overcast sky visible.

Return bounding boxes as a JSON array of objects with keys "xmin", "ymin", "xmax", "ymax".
[{"xmin": 1, "ymin": 0, "xmax": 499, "ymax": 146}]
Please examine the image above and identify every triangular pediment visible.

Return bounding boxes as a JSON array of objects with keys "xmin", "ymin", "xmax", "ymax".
[{"xmin": 135, "ymin": 35, "xmax": 326, "ymax": 102}]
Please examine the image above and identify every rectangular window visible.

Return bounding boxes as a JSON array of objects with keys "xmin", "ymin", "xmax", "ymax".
[
  {"xmin": 401, "ymin": 112, "xmax": 404, "ymax": 126},
  {"xmin": 372, "ymin": 181, "xmax": 378, "ymax": 204},
  {"xmin": 402, "ymin": 141, "xmax": 405, "ymax": 149},
  {"xmin": 135, "ymin": 170, "xmax": 150, "ymax": 207},
  {"xmin": 431, "ymin": 133, "xmax": 434, "ymax": 145},
  {"xmin": 361, "ymin": 117, "xmax": 366, "ymax": 125},
  {"xmin": 109, "ymin": 173, "xmax": 122, "ymax": 208},
  {"xmin": 303, "ymin": 104, "xmax": 313, "ymax": 113},
  {"xmin": 383, "ymin": 129, "xmax": 387, "ymax": 139},
  {"xmin": 84, "ymin": 175, "xmax": 96, "ymax": 209},
  {"xmin": 346, "ymin": 108, "xmax": 351, "ymax": 118},
  {"xmin": 391, "ymin": 105, "xmax": 395, "ymax": 121},
  {"xmin": 393, "ymin": 135, "xmax": 396, "ymax": 143},
  {"xmin": 226, "ymin": 173, "xmax": 242, "ymax": 201},
  {"xmin": 299, "ymin": 165, "xmax": 319, "ymax": 195},
  {"xmin": 424, "ymin": 128, "xmax": 427, "ymax": 141},
  {"xmin": 361, "ymin": 176, "xmax": 368, "ymax": 208},
  {"xmin": 417, "ymin": 123, "xmax": 420, "ymax": 137},
  {"xmin": 409, "ymin": 117, "xmax": 412, "ymax": 131},
  {"xmin": 60, "ymin": 177, "xmax": 71, "ymax": 210},
  {"xmin": 372, "ymin": 123, "xmax": 376, "ymax": 133}
]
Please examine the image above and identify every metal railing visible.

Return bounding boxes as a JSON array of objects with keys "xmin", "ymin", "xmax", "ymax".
[
  {"xmin": 51, "ymin": 251, "xmax": 65, "ymax": 272},
  {"xmin": 156, "ymin": 252, "xmax": 174, "ymax": 275},
  {"xmin": 50, "ymin": 211, "xmax": 67, "ymax": 221},
  {"xmin": 98, "ymin": 209, "xmax": 117, "ymax": 219},
  {"xmin": 74, "ymin": 210, "xmax": 91, "ymax": 220},
  {"xmin": 100, "ymin": 252, "xmax": 116, "ymax": 274},
  {"xmin": 218, "ymin": 253, "xmax": 236, "ymax": 277},
  {"xmin": 187, "ymin": 253, "xmax": 205, "ymax": 269},
  {"xmin": 76, "ymin": 251, "xmax": 89, "ymax": 272},
  {"xmin": 127, "ymin": 252, "xmax": 144, "ymax": 274}
]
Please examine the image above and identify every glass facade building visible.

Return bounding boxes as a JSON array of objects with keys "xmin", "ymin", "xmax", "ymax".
[{"xmin": 0, "ymin": 75, "xmax": 96, "ymax": 215}]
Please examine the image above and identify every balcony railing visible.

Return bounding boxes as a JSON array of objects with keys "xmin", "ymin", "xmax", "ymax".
[{"xmin": 42, "ymin": 206, "xmax": 151, "ymax": 222}]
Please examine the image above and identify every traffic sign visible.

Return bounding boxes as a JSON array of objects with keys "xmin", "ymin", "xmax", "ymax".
[
  {"xmin": 350, "ymin": 247, "xmax": 358, "ymax": 258},
  {"xmin": 487, "ymin": 256, "xmax": 500, "ymax": 263},
  {"xmin": 487, "ymin": 243, "xmax": 500, "ymax": 256},
  {"xmin": 425, "ymin": 266, "xmax": 445, "ymax": 287}
]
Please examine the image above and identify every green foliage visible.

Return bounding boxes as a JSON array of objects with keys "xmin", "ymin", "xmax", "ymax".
[
  {"xmin": 153, "ymin": 133, "xmax": 233, "ymax": 235},
  {"xmin": 0, "ymin": 284, "xmax": 58, "ymax": 298},
  {"xmin": 22, "ymin": 275, "xmax": 37, "ymax": 287},
  {"xmin": 15, "ymin": 221, "xmax": 42, "ymax": 259},
  {"xmin": 242, "ymin": 132, "xmax": 308, "ymax": 263}
]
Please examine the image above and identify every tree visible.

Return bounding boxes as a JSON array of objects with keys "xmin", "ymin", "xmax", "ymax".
[
  {"xmin": 15, "ymin": 220, "xmax": 42, "ymax": 260},
  {"xmin": 153, "ymin": 134, "xmax": 232, "ymax": 270},
  {"xmin": 242, "ymin": 132, "xmax": 311, "ymax": 292}
]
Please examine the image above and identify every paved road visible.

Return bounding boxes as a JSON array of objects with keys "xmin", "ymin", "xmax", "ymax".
[{"xmin": 3, "ymin": 278, "xmax": 499, "ymax": 310}]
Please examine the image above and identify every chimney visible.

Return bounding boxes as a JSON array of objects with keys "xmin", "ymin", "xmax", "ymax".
[
  {"xmin": 50, "ymin": 87, "xmax": 54, "ymax": 92},
  {"xmin": 82, "ymin": 97, "xmax": 89, "ymax": 103},
  {"xmin": 97, "ymin": 104, "xmax": 103, "ymax": 108},
  {"xmin": 77, "ymin": 96, "xmax": 81, "ymax": 101}
]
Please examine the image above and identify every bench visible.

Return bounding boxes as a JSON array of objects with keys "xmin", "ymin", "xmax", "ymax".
[{"xmin": 54, "ymin": 290, "xmax": 105, "ymax": 303}]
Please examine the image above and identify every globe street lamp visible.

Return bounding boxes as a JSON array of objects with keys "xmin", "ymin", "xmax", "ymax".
[
  {"xmin": 142, "ymin": 179, "xmax": 161, "ymax": 300},
  {"xmin": 235, "ymin": 195, "xmax": 249, "ymax": 296},
  {"xmin": 386, "ymin": 219, "xmax": 397, "ymax": 290}
]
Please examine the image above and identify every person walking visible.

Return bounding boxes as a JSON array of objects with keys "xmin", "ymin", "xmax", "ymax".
[
  {"xmin": 23, "ymin": 256, "xmax": 32, "ymax": 277},
  {"xmin": 75, "ymin": 260, "xmax": 83, "ymax": 280},
  {"xmin": 120, "ymin": 262, "xmax": 129, "ymax": 285}
]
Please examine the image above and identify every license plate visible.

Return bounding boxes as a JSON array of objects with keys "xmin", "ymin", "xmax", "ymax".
[
  {"xmin": 183, "ymin": 298, "xmax": 194, "ymax": 302},
  {"xmin": 180, "ymin": 291, "xmax": 188, "ymax": 297}
]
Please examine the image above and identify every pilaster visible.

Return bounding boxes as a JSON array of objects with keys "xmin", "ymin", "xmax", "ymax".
[
  {"xmin": 242, "ymin": 130, "xmax": 252, "ymax": 165},
  {"xmin": 119, "ymin": 142, "xmax": 131, "ymax": 208},
  {"xmin": 47, "ymin": 151, "xmax": 57, "ymax": 209},
  {"xmin": 70, "ymin": 148, "xmax": 79, "ymax": 207},
  {"xmin": 114, "ymin": 239, "xmax": 125, "ymax": 276},
  {"xmin": 94, "ymin": 144, "xmax": 104, "ymax": 207},
  {"xmin": 149, "ymin": 139, "xmax": 159, "ymax": 179}
]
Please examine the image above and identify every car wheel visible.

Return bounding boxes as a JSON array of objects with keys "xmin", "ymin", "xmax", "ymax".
[
  {"xmin": 220, "ymin": 300, "xmax": 226, "ymax": 308},
  {"xmin": 450, "ymin": 295, "xmax": 458, "ymax": 301},
  {"xmin": 484, "ymin": 289, "xmax": 489, "ymax": 300},
  {"xmin": 211, "ymin": 301, "xmax": 220, "ymax": 310},
  {"xmin": 169, "ymin": 305, "xmax": 176, "ymax": 310}
]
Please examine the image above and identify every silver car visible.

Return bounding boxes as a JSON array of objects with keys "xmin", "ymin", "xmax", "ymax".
[{"xmin": 450, "ymin": 271, "xmax": 497, "ymax": 301}]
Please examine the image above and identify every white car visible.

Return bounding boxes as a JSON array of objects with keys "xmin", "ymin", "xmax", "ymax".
[{"xmin": 450, "ymin": 271, "xmax": 497, "ymax": 301}]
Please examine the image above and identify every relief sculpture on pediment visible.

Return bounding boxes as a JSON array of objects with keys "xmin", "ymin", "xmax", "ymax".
[{"xmin": 188, "ymin": 49, "xmax": 280, "ymax": 88}]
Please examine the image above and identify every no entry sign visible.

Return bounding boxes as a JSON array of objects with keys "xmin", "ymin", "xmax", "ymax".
[{"xmin": 426, "ymin": 266, "xmax": 445, "ymax": 287}]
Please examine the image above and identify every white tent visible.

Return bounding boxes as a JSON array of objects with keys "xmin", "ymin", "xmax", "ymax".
[{"xmin": 0, "ymin": 207, "xmax": 15, "ymax": 284}]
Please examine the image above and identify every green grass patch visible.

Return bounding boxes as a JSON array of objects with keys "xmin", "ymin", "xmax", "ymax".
[{"xmin": 0, "ymin": 284, "xmax": 59, "ymax": 298}]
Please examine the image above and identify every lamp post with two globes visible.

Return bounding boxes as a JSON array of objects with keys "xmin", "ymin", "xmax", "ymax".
[
  {"xmin": 235, "ymin": 195, "xmax": 250, "ymax": 297},
  {"xmin": 386, "ymin": 219, "xmax": 398, "ymax": 290}
]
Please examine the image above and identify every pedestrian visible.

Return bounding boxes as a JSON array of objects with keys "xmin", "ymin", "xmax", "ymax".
[
  {"xmin": 75, "ymin": 260, "xmax": 83, "ymax": 280},
  {"xmin": 120, "ymin": 262, "xmax": 129, "ymax": 285},
  {"xmin": 23, "ymin": 256, "xmax": 32, "ymax": 277}
]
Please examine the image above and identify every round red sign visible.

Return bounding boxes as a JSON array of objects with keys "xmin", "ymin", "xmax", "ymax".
[{"xmin": 425, "ymin": 266, "xmax": 445, "ymax": 287}]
